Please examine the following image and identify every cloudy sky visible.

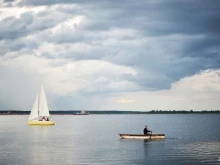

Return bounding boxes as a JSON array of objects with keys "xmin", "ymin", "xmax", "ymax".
[{"xmin": 0, "ymin": 0, "xmax": 220, "ymax": 111}]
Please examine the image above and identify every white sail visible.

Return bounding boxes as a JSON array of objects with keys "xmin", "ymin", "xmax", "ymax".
[
  {"xmin": 28, "ymin": 95, "xmax": 39, "ymax": 121},
  {"xmin": 38, "ymin": 85, "xmax": 50, "ymax": 117}
]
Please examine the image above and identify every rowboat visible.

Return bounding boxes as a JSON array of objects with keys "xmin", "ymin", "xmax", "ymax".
[{"xmin": 119, "ymin": 134, "xmax": 165, "ymax": 139}]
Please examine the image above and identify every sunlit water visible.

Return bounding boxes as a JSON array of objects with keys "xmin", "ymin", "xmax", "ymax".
[{"xmin": 0, "ymin": 114, "xmax": 219, "ymax": 165}]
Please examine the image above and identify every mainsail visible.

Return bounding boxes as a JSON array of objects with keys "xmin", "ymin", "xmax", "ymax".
[{"xmin": 38, "ymin": 85, "xmax": 50, "ymax": 117}]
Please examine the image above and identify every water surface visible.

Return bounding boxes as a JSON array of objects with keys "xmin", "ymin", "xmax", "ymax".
[{"xmin": 0, "ymin": 114, "xmax": 219, "ymax": 165}]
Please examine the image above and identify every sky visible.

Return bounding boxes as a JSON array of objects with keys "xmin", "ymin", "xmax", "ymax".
[{"xmin": 0, "ymin": 0, "xmax": 220, "ymax": 111}]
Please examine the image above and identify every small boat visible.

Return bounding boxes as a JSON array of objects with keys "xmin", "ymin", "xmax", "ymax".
[
  {"xmin": 28, "ymin": 85, "xmax": 55, "ymax": 125},
  {"xmin": 73, "ymin": 111, "xmax": 89, "ymax": 115},
  {"xmin": 119, "ymin": 134, "xmax": 165, "ymax": 139}
]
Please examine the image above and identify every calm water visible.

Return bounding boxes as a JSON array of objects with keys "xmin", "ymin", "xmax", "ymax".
[{"xmin": 0, "ymin": 114, "xmax": 220, "ymax": 165}]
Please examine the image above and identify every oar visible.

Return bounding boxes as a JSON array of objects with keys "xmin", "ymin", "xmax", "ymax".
[{"xmin": 150, "ymin": 131, "xmax": 152, "ymax": 139}]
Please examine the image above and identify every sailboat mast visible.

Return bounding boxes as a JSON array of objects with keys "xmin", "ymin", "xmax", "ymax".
[
  {"xmin": 38, "ymin": 86, "xmax": 40, "ymax": 116},
  {"xmin": 38, "ymin": 85, "xmax": 50, "ymax": 117}
]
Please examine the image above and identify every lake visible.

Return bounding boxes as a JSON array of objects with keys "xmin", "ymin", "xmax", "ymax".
[{"xmin": 0, "ymin": 114, "xmax": 219, "ymax": 165}]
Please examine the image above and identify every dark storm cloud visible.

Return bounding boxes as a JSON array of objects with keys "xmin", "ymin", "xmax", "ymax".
[
  {"xmin": 105, "ymin": 0, "xmax": 220, "ymax": 89},
  {"xmin": 17, "ymin": 0, "xmax": 101, "ymax": 6},
  {"xmin": 49, "ymin": 0, "xmax": 219, "ymax": 36},
  {"xmin": 0, "ymin": 8, "xmax": 73, "ymax": 41},
  {"xmin": 4, "ymin": 0, "xmax": 220, "ymax": 36},
  {"xmin": 0, "ymin": 13, "xmax": 33, "ymax": 40},
  {"xmin": 1, "ymin": 0, "xmax": 220, "ymax": 91},
  {"xmin": 182, "ymin": 37, "xmax": 220, "ymax": 69}
]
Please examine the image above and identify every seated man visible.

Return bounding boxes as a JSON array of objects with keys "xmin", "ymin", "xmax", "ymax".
[{"xmin": 143, "ymin": 125, "xmax": 152, "ymax": 135}]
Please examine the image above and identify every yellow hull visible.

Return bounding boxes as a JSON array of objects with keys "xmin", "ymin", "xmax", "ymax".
[{"xmin": 28, "ymin": 121, "xmax": 55, "ymax": 125}]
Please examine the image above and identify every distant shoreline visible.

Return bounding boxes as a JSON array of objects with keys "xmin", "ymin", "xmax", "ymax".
[{"xmin": 0, "ymin": 110, "xmax": 219, "ymax": 115}]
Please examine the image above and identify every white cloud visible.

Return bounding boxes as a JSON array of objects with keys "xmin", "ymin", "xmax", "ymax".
[
  {"xmin": 0, "ymin": 55, "xmax": 137, "ymax": 109},
  {"xmin": 51, "ymin": 16, "xmax": 85, "ymax": 33},
  {"xmin": 102, "ymin": 69, "xmax": 220, "ymax": 110},
  {"xmin": 172, "ymin": 69, "xmax": 220, "ymax": 93}
]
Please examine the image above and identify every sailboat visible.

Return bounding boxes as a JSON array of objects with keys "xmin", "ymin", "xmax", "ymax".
[{"xmin": 28, "ymin": 85, "xmax": 55, "ymax": 125}]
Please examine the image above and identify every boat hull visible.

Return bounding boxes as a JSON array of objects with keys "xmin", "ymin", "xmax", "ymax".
[
  {"xmin": 28, "ymin": 121, "xmax": 55, "ymax": 125},
  {"xmin": 73, "ymin": 114, "xmax": 89, "ymax": 115},
  {"xmin": 119, "ymin": 134, "xmax": 165, "ymax": 139}
]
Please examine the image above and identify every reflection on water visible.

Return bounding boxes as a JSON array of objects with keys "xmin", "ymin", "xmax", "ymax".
[
  {"xmin": 0, "ymin": 114, "xmax": 220, "ymax": 165},
  {"xmin": 177, "ymin": 142, "xmax": 220, "ymax": 164},
  {"xmin": 142, "ymin": 140, "xmax": 220, "ymax": 165}
]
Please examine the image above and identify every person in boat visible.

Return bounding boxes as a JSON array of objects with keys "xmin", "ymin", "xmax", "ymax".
[
  {"xmin": 42, "ymin": 116, "xmax": 46, "ymax": 121},
  {"xmin": 46, "ymin": 117, "xmax": 49, "ymax": 121},
  {"xmin": 143, "ymin": 126, "xmax": 152, "ymax": 135}
]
